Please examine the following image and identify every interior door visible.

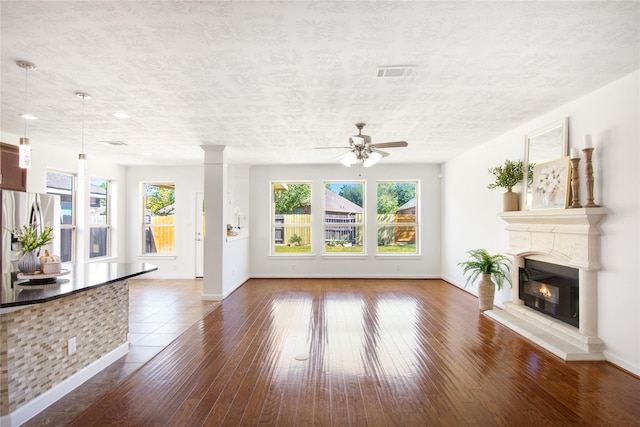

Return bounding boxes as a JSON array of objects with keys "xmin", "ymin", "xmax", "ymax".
[{"xmin": 195, "ymin": 192, "xmax": 204, "ymax": 278}]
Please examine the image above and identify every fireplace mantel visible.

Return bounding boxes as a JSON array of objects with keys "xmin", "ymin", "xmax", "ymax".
[
  {"xmin": 499, "ymin": 207, "xmax": 606, "ymax": 270},
  {"xmin": 486, "ymin": 207, "xmax": 607, "ymax": 361}
]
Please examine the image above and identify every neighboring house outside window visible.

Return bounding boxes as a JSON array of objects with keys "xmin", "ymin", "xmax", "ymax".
[
  {"xmin": 46, "ymin": 170, "xmax": 75, "ymax": 262},
  {"xmin": 377, "ymin": 181, "xmax": 418, "ymax": 254},
  {"xmin": 143, "ymin": 183, "xmax": 175, "ymax": 254},
  {"xmin": 89, "ymin": 178, "xmax": 110, "ymax": 258},
  {"xmin": 323, "ymin": 182, "xmax": 364, "ymax": 254},
  {"xmin": 272, "ymin": 182, "xmax": 312, "ymax": 254}
]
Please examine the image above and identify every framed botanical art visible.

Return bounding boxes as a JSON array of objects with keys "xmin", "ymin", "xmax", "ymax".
[{"xmin": 531, "ymin": 157, "xmax": 571, "ymax": 209}]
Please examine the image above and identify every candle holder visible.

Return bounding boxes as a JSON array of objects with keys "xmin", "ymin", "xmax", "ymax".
[
  {"xmin": 569, "ymin": 157, "xmax": 582, "ymax": 208},
  {"xmin": 582, "ymin": 147, "xmax": 600, "ymax": 207}
]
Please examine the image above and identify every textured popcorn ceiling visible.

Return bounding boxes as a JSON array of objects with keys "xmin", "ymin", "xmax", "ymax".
[{"xmin": 1, "ymin": 1, "xmax": 638, "ymax": 166}]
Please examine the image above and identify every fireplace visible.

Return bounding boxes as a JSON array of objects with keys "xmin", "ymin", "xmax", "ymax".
[
  {"xmin": 489, "ymin": 208, "xmax": 607, "ymax": 361},
  {"xmin": 519, "ymin": 259, "xmax": 579, "ymax": 328}
]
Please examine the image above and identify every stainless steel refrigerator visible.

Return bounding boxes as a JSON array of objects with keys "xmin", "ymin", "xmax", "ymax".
[{"xmin": 1, "ymin": 190, "xmax": 60, "ymax": 273}]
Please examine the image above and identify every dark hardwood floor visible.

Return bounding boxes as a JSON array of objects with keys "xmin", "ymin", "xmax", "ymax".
[{"xmin": 68, "ymin": 278, "xmax": 640, "ymax": 426}]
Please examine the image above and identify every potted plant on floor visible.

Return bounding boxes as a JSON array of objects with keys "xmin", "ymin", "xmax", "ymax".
[
  {"xmin": 487, "ymin": 159, "xmax": 526, "ymax": 211},
  {"xmin": 458, "ymin": 248, "xmax": 512, "ymax": 311}
]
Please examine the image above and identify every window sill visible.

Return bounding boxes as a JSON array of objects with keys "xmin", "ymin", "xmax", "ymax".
[
  {"xmin": 89, "ymin": 256, "xmax": 118, "ymax": 263},
  {"xmin": 375, "ymin": 253, "xmax": 422, "ymax": 259},
  {"xmin": 137, "ymin": 254, "xmax": 177, "ymax": 260},
  {"xmin": 321, "ymin": 254, "xmax": 368, "ymax": 260}
]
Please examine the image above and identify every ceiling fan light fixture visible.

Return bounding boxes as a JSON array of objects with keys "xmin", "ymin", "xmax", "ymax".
[
  {"xmin": 339, "ymin": 151, "xmax": 358, "ymax": 167},
  {"xmin": 363, "ymin": 151, "xmax": 382, "ymax": 167}
]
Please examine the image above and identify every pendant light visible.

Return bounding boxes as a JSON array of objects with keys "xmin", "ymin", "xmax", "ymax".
[
  {"xmin": 76, "ymin": 92, "xmax": 91, "ymax": 178},
  {"xmin": 17, "ymin": 61, "xmax": 37, "ymax": 169}
]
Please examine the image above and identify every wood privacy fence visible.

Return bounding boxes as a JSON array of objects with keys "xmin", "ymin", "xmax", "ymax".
[
  {"xmin": 275, "ymin": 214, "xmax": 311, "ymax": 245},
  {"xmin": 146, "ymin": 216, "xmax": 175, "ymax": 253},
  {"xmin": 275, "ymin": 213, "xmax": 415, "ymax": 245}
]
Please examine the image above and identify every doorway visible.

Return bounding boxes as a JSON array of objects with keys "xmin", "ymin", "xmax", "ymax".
[{"xmin": 195, "ymin": 192, "xmax": 204, "ymax": 277}]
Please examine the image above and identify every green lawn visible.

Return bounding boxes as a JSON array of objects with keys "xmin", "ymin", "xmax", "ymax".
[
  {"xmin": 324, "ymin": 245, "xmax": 364, "ymax": 253},
  {"xmin": 273, "ymin": 244, "xmax": 416, "ymax": 254},
  {"xmin": 377, "ymin": 244, "xmax": 416, "ymax": 253},
  {"xmin": 273, "ymin": 245, "xmax": 312, "ymax": 253}
]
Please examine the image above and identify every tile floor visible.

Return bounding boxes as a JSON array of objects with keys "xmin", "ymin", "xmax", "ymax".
[{"xmin": 23, "ymin": 278, "xmax": 219, "ymax": 427}]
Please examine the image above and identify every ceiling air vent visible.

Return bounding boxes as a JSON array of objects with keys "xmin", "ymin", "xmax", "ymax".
[{"xmin": 376, "ymin": 65, "xmax": 415, "ymax": 78}]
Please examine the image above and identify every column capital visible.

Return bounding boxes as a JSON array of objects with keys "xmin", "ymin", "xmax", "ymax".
[{"xmin": 201, "ymin": 145, "xmax": 227, "ymax": 164}]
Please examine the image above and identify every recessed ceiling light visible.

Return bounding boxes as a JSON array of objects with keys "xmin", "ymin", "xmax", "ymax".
[
  {"xmin": 19, "ymin": 113, "xmax": 37, "ymax": 120},
  {"xmin": 113, "ymin": 112, "xmax": 129, "ymax": 119}
]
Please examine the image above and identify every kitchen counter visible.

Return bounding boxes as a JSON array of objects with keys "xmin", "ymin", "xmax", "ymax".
[
  {"xmin": 0, "ymin": 262, "xmax": 157, "ymax": 424},
  {"xmin": 1, "ymin": 262, "xmax": 157, "ymax": 309}
]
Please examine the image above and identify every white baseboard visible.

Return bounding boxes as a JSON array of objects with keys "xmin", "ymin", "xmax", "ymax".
[{"xmin": 1, "ymin": 342, "xmax": 129, "ymax": 427}]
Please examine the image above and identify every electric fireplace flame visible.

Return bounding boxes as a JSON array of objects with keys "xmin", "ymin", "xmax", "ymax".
[
  {"xmin": 538, "ymin": 283, "xmax": 552, "ymax": 298},
  {"xmin": 523, "ymin": 280, "xmax": 559, "ymax": 305}
]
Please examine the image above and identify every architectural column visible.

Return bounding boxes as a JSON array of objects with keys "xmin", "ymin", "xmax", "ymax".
[
  {"xmin": 201, "ymin": 145, "xmax": 227, "ymax": 300},
  {"xmin": 579, "ymin": 269, "xmax": 598, "ymax": 337}
]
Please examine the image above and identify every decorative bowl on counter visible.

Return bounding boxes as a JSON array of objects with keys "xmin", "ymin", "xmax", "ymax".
[{"xmin": 41, "ymin": 262, "xmax": 62, "ymax": 274}]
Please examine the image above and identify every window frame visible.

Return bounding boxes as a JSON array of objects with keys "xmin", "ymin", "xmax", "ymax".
[
  {"xmin": 322, "ymin": 180, "xmax": 366, "ymax": 255},
  {"xmin": 89, "ymin": 177, "xmax": 111, "ymax": 259},
  {"xmin": 141, "ymin": 182, "xmax": 176, "ymax": 255},
  {"xmin": 270, "ymin": 181, "xmax": 313, "ymax": 256},
  {"xmin": 375, "ymin": 180, "xmax": 419, "ymax": 256},
  {"xmin": 46, "ymin": 170, "xmax": 76, "ymax": 262}
]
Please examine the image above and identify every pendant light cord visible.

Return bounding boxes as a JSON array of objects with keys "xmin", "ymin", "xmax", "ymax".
[
  {"xmin": 23, "ymin": 65, "xmax": 28, "ymax": 138},
  {"xmin": 81, "ymin": 94, "xmax": 85, "ymax": 155}
]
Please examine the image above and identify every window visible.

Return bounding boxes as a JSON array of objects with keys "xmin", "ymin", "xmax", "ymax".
[
  {"xmin": 272, "ymin": 182, "xmax": 311, "ymax": 254},
  {"xmin": 143, "ymin": 183, "xmax": 175, "ymax": 254},
  {"xmin": 323, "ymin": 181, "xmax": 364, "ymax": 254},
  {"xmin": 89, "ymin": 178, "xmax": 110, "ymax": 258},
  {"xmin": 376, "ymin": 181, "xmax": 418, "ymax": 254},
  {"xmin": 46, "ymin": 170, "xmax": 75, "ymax": 262}
]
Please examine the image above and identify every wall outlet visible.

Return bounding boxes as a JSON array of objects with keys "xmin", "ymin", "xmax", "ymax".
[{"xmin": 68, "ymin": 337, "xmax": 77, "ymax": 355}]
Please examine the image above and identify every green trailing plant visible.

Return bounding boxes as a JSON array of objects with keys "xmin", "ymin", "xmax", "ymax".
[
  {"xmin": 487, "ymin": 160, "xmax": 525, "ymax": 191},
  {"xmin": 12, "ymin": 223, "xmax": 54, "ymax": 253},
  {"xmin": 458, "ymin": 249, "xmax": 512, "ymax": 290}
]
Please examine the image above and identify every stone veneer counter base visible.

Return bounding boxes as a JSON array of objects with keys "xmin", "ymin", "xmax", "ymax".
[{"xmin": 0, "ymin": 262, "xmax": 157, "ymax": 427}]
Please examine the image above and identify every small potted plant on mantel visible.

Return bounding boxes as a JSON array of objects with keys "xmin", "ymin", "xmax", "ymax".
[
  {"xmin": 458, "ymin": 249, "xmax": 512, "ymax": 311},
  {"xmin": 487, "ymin": 159, "xmax": 526, "ymax": 211}
]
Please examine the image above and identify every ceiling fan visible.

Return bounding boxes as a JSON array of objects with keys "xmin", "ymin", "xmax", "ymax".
[{"xmin": 316, "ymin": 123, "xmax": 408, "ymax": 167}]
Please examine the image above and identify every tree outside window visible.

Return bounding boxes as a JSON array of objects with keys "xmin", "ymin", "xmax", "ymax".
[{"xmin": 143, "ymin": 183, "xmax": 175, "ymax": 254}]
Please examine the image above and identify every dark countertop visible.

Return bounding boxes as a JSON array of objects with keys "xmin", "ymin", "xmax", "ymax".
[{"xmin": 1, "ymin": 262, "xmax": 158, "ymax": 309}]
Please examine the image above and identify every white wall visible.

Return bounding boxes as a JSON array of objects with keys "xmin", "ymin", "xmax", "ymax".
[
  {"xmin": 222, "ymin": 165, "xmax": 251, "ymax": 296},
  {"xmin": 441, "ymin": 71, "xmax": 640, "ymax": 375},
  {"xmin": 125, "ymin": 165, "xmax": 204, "ymax": 279},
  {"xmin": 249, "ymin": 163, "xmax": 441, "ymax": 278}
]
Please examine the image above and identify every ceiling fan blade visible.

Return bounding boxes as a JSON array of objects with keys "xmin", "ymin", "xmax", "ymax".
[
  {"xmin": 372, "ymin": 141, "xmax": 408, "ymax": 149},
  {"xmin": 370, "ymin": 147, "xmax": 390, "ymax": 158},
  {"xmin": 314, "ymin": 146, "xmax": 352, "ymax": 149}
]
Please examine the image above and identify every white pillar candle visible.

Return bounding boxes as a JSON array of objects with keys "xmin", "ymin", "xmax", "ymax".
[
  {"xmin": 571, "ymin": 147, "xmax": 581, "ymax": 158},
  {"xmin": 584, "ymin": 134, "xmax": 593, "ymax": 148}
]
